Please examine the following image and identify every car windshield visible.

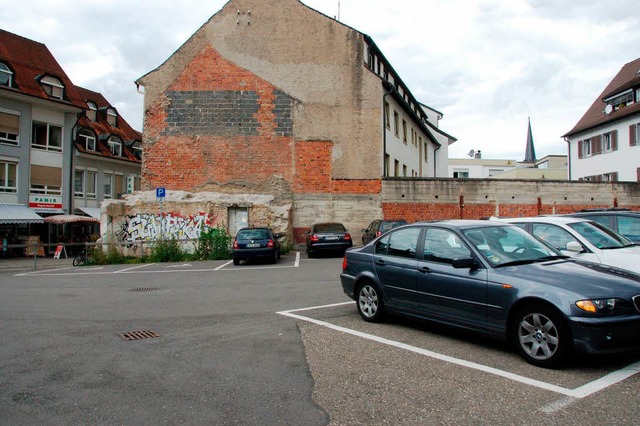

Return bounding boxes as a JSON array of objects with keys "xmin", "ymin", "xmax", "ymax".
[
  {"xmin": 380, "ymin": 221, "xmax": 407, "ymax": 232},
  {"xmin": 567, "ymin": 221, "xmax": 632, "ymax": 249},
  {"xmin": 237, "ymin": 229, "xmax": 270, "ymax": 240},
  {"xmin": 463, "ymin": 225, "xmax": 560, "ymax": 267},
  {"xmin": 314, "ymin": 223, "xmax": 345, "ymax": 233}
]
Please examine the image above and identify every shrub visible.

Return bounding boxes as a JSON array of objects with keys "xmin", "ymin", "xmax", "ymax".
[
  {"xmin": 148, "ymin": 239, "xmax": 186, "ymax": 263},
  {"xmin": 195, "ymin": 226, "xmax": 232, "ymax": 260}
]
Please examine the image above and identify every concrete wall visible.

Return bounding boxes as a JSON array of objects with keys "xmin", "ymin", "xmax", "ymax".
[{"xmin": 381, "ymin": 178, "xmax": 640, "ymax": 222}]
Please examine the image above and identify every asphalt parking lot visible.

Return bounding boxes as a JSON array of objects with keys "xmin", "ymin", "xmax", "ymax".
[{"xmin": 1, "ymin": 253, "xmax": 639, "ymax": 425}]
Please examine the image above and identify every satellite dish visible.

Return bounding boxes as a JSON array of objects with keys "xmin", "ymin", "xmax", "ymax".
[
  {"xmin": 604, "ymin": 104, "xmax": 613, "ymax": 115},
  {"xmin": 467, "ymin": 149, "xmax": 475, "ymax": 158}
]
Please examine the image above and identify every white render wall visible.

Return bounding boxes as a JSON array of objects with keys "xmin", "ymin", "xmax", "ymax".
[{"xmin": 568, "ymin": 115, "xmax": 640, "ymax": 182}]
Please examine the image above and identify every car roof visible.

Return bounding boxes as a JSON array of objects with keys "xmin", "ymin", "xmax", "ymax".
[
  {"xmin": 567, "ymin": 210, "xmax": 640, "ymax": 216},
  {"xmin": 496, "ymin": 216, "xmax": 588, "ymax": 225},
  {"xmin": 413, "ymin": 219, "xmax": 515, "ymax": 230}
]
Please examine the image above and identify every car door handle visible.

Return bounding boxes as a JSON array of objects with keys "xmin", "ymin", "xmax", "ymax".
[
  {"xmin": 419, "ymin": 266, "xmax": 430, "ymax": 273},
  {"xmin": 374, "ymin": 259, "xmax": 385, "ymax": 266}
]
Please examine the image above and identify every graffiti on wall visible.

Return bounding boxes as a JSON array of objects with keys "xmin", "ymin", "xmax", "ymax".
[{"xmin": 117, "ymin": 211, "xmax": 216, "ymax": 243}]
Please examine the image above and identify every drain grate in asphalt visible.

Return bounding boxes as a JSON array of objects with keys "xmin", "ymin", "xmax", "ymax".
[
  {"xmin": 119, "ymin": 330, "xmax": 161, "ymax": 341},
  {"xmin": 129, "ymin": 287, "xmax": 159, "ymax": 292}
]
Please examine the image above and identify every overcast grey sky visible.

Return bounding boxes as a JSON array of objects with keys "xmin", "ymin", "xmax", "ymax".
[{"xmin": 2, "ymin": 0, "xmax": 639, "ymax": 160}]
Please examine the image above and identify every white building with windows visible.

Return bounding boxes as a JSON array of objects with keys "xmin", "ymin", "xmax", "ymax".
[
  {"xmin": 0, "ymin": 29, "xmax": 141, "ymax": 247},
  {"xmin": 563, "ymin": 58, "xmax": 640, "ymax": 182}
]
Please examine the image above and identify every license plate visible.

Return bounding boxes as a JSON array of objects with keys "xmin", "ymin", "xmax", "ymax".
[
  {"xmin": 246, "ymin": 243, "xmax": 260, "ymax": 248},
  {"xmin": 325, "ymin": 236, "xmax": 339, "ymax": 240}
]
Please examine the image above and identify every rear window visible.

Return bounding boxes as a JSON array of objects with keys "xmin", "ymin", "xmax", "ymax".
[
  {"xmin": 380, "ymin": 220, "xmax": 407, "ymax": 232},
  {"xmin": 314, "ymin": 223, "xmax": 345, "ymax": 233},
  {"xmin": 237, "ymin": 229, "xmax": 270, "ymax": 240}
]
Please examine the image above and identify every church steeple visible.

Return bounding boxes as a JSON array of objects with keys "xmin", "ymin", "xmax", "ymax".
[{"xmin": 524, "ymin": 117, "xmax": 537, "ymax": 163}]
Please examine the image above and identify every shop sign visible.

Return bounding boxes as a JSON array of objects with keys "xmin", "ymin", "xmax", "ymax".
[{"xmin": 29, "ymin": 195, "xmax": 63, "ymax": 213}]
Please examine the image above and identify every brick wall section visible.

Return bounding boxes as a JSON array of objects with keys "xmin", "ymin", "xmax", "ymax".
[
  {"xmin": 143, "ymin": 46, "xmax": 294, "ymax": 190},
  {"xmin": 293, "ymin": 140, "xmax": 381, "ymax": 194}
]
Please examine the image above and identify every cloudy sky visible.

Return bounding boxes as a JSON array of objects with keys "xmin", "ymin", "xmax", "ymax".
[{"xmin": 2, "ymin": 0, "xmax": 639, "ymax": 160}]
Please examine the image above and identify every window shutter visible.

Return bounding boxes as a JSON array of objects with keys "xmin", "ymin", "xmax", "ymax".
[
  {"xmin": 594, "ymin": 135, "xmax": 602, "ymax": 154},
  {"xmin": 631, "ymin": 125, "xmax": 637, "ymax": 146},
  {"xmin": 612, "ymin": 130, "xmax": 618, "ymax": 150},
  {"xmin": 612, "ymin": 172, "xmax": 618, "ymax": 182},
  {"xmin": 637, "ymin": 167, "xmax": 640, "ymax": 182},
  {"xmin": 578, "ymin": 140, "xmax": 583, "ymax": 158}
]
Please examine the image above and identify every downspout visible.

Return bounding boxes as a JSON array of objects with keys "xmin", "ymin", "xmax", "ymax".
[
  {"xmin": 382, "ymin": 80, "xmax": 394, "ymax": 177},
  {"xmin": 563, "ymin": 136, "xmax": 571, "ymax": 180},
  {"xmin": 433, "ymin": 144, "xmax": 440, "ymax": 177}
]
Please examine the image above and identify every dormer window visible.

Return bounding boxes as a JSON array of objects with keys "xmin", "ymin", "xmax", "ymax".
[
  {"xmin": 0, "ymin": 62, "xmax": 13, "ymax": 87},
  {"xmin": 78, "ymin": 129, "xmax": 96, "ymax": 151},
  {"xmin": 107, "ymin": 136, "xmax": 122, "ymax": 156},
  {"xmin": 40, "ymin": 76, "xmax": 64, "ymax": 100},
  {"xmin": 86, "ymin": 102, "xmax": 97, "ymax": 121},
  {"xmin": 604, "ymin": 89, "xmax": 633, "ymax": 111},
  {"xmin": 106, "ymin": 108, "xmax": 117, "ymax": 126}
]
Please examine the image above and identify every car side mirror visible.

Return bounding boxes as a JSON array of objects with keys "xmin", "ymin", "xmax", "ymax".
[
  {"xmin": 452, "ymin": 257, "xmax": 478, "ymax": 269},
  {"xmin": 565, "ymin": 241, "xmax": 584, "ymax": 253},
  {"xmin": 274, "ymin": 232, "xmax": 285, "ymax": 239}
]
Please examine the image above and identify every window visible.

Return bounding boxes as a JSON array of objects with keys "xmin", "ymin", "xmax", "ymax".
[
  {"xmin": 78, "ymin": 129, "xmax": 96, "ymax": 151},
  {"xmin": 0, "ymin": 62, "xmax": 12, "ymax": 87},
  {"xmin": 106, "ymin": 108, "xmax": 117, "ymax": 126},
  {"xmin": 453, "ymin": 170, "xmax": 469, "ymax": 179},
  {"xmin": 531, "ymin": 223, "xmax": 578, "ymax": 251},
  {"xmin": 488, "ymin": 169, "xmax": 505, "ymax": 176},
  {"xmin": 0, "ymin": 160, "xmax": 17, "ymax": 193},
  {"xmin": 115, "ymin": 174, "xmax": 124, "ymax": 198},
  {"xmin": 375, "ymin": 227, "xmax": 421, "ymax": 258},
  {"xmin": 605, "ymin": 90, "xmax": 633, "ymax": 111},
  {"xmin": 74, "ymin": 169, "xmax": 85, "ymax": 197},
  {"xmin": 602, "ymin": 172, "xmax": 618, "ymax": 182},
  {"xmin": 30, "ymin": 165, "xmax": 62, "ymax": 195},
  {"xmin": 402, "ymin": 164, "xmax": 407, "ymax": 177},
  {"xmin": 32, "ymin": 122, "xmax": 62, "ymax": 152},
  {"xmin": 107, "ymin": 136, "xmax": 122, "ymax": 156},
  {"xmin": 581, "ymin": 139, "xmax": 592, "ymax": 157},
  {"xmin": 104, "ymin": 172, "xmax": 113, "ymax": 199},
  {"xmin": 393, "ymin": 111, "xmax": 399, "ymax": 136},
  {"xmin": 87, "ymin": 170, "xmax": 97, "ymax": 199},
  {"xmin": 423, "ymin": 140, "xmax": 428, "ymax": 162},
  {"xmin": 402, "ymin": 120, "xmax": 407, "ymax": 143},
  {"xmin": 423, "ymin": 228, "xmax": 471, "ymax": 264},
  {"xmin": 630, "ymin": 124, "xmax": 640, "ymax": 146},
  {"xmin": 86, "ymin": 102, "xmax": 97, "ymax": 121},
  {"xmin": 40, "ymin": 76, "xmax": 64, "ymax": 100},
  {"xmin": 394, "ymin": 160, "xmax": 399, "ymax": 177},
  {"xmin": 384, "ymin": 102, "xmax": 390, "ymax": 129},
  {"xmin": 384, "ymin": 154, "xmax": 390, "ymax": 177},
  {"xmin": 0, "ymin": 110, "xmax": 19, "ymax": 146}
]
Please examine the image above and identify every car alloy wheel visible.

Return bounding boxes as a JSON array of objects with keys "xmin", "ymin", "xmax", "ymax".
[
  {"xmin": 356, "ymin": 282, "xmax": 385, "ymax": 322},
  {"xmin": 514, "ymin": 304, "xmax": 568, "ymax": 367}
]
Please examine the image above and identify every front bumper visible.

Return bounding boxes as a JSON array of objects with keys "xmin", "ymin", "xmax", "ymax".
[{"xmin": 568, "ymin": 314, "xmax": 640, "ymax": 354}]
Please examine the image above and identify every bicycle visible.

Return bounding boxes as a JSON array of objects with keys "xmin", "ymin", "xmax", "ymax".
[{"xmin": 73, "ymin": 248, "xmax": 92, "ymax": 266}]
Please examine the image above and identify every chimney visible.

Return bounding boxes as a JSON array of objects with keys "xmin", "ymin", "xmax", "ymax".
[{"xmin": 475, "ymin": 150, "xmax": 482, "ymax": 159}]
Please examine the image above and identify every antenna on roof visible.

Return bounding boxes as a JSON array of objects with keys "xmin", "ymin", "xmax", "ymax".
[
  {"xmin": 337, "ymin": 1, "xmax": 341, "ymax": 21},
  {"xmin": 467, "ymin": 149, "xmax": 475, "ymax": 158}
]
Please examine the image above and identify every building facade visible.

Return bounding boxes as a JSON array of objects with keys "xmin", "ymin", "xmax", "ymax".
[
  {"xmin": 133, "ymin": 0, "xmax": 455, "ymax": 243},
  {"xmin": 0, "ymin": 29, "xmax": 141, "ymax": 250},
  {"xmin": 564, "ymin": 58, "xmax": 640, "ymax": 182}
]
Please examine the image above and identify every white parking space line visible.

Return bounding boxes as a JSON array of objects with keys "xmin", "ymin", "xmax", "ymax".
[
  {"xmin": 15, "ymin": 266, "xmax": 76, "ymax": 276},
  {"xmin": 294, "ymin": 252, "xmax": 300, "ymax": 267},
  {"xmin": 277, "ymin": 302, "xmax": 640, "ymax": 400},
  {"xmin": 215, "ymin": 260, "xmax": 233, "ymax": 270},
  {"xmin": 114, "ymin": 263, "xmax": 156, "ymax": 273}
]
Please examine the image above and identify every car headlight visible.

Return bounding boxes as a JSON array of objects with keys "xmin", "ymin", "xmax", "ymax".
[{"xmin": 576, "ymin": 298, "xmax": 628, "ymax": 314}]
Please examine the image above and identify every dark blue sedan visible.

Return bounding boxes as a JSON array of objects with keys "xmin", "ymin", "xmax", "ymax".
[{"xmin": 340, "ymin": 220, "xmax": 640, "ymax": 367}]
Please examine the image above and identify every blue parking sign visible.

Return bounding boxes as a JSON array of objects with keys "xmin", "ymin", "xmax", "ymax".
[{"xmin": 156, "ymin": 187, "xmax": 166, "ymax": 198}]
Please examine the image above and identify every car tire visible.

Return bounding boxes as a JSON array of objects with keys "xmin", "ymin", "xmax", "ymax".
[
  {"xmin": 270, "ymin": 251, "xmax": 277, "ymax": 264},
  {"xmin": 512, "ymin": 304, "xmax": 570, "ymax": 368},
  {"xmin": 307, "ymin": 248, "xmax": 314, "ymax": 258},
  {"xmin": 356, "ymin": 281, "xmax": 385, "ymax": 322},
  {"xmin": 233, "ymin": 258, "xmax": 240, "ymax": 266}
]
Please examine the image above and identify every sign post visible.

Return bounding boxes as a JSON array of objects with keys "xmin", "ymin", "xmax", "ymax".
[{"xmin": 156, "ymin": 187, "xmax": 166, "ymax": 240}]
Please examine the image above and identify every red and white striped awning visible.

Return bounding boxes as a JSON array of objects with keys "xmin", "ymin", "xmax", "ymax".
[{"xmin": 43, "ymin": 214, "xmax": 100, "ymax": 224}]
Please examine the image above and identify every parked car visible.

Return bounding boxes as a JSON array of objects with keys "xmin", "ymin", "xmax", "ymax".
[
  {"xmin": 306, "ymin": 222, "xmax": 352, "ymax": 257},
  {"xmin": 562, "ymin": 209, "xmax": 640, "ymax": 243},
  {"xmin": 232, "ymin": 227, "xmax": 282, "ymax": 265},
  {"xmin": 494, "ymin": 216, "xmax": 640, "ymax": 273},
  {"xmin": 340, "ymin": 220, "xmax": 640, "ymax": 367},
  {"xmin": 361, "ymin": 219, "xmax": 408, "ymax": 245}
]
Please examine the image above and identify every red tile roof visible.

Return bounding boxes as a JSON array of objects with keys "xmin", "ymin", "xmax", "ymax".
[
  {"xmin": 74, "ymin": 86, "xmax": 142, "ymax": 164},
  {"xmin": 564, "ymin": 58, "xmax": 640, "ymax": 138},
  {"xmin": 0, "ymin": 29, "xmax": 85, "ymax": 108}
]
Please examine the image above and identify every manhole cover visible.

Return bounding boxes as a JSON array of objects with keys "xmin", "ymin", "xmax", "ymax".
[
  {"xmin": 119, "ymin": 330, "xmax": 160, "ymax": 341},
  {"xmin": 129, "ymin": 288, "xmax": 159, "ymax": 292}
]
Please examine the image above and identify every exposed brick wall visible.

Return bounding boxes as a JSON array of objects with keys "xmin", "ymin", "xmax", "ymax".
[
  {"xmin": 143, "ymin": 46, "xmax": 294, "ymax": 191},
  {"xmin": 293, "ymin": 140, "xmax": 380, "ymax": 194}
]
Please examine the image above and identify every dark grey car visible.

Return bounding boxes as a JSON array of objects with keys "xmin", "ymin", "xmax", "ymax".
[
  {"xmin": 361, "ymin": 219, "xmax": 408, "ymax": 245},
  {"xmin": 340, "ymin": 220, "xmax": 640, "ymax": 367}
]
